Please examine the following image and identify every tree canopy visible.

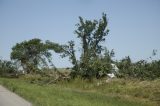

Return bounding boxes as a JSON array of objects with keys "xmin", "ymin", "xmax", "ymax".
[
  {"xmin": 10, "ymin": 38, "xmax": 62, "ymax": 73},
  {"xmin": 61, "ymin": 13, "xmax": 114, "ymax": 79}
]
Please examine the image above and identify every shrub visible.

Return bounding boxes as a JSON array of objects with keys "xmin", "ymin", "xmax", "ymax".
[
  {"xmin": 117, "ymin": 56, "xmax": 160, "ymax": 80},
  {"xmin": 0, "ymin": 59, "xmax": 17, "ymax": 77}
]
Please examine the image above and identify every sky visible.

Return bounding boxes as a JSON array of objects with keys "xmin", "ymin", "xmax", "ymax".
[{"xmin": 0, "ymin": 0, "xmax": 160, "ymax": 67}]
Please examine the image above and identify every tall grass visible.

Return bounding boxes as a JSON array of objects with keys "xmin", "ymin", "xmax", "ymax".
[
  {"xmin": 0, "ymin": 77, "xmax": 156, "ymax": 106},
  {"xmin": 58, "ymin": 78, "xmax": 160, "ymax": 105}
]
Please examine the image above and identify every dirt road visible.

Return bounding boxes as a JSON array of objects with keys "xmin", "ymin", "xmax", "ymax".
[{"xmin": 0, "ymin": 85, "xmax": 31, "ymax": 106}]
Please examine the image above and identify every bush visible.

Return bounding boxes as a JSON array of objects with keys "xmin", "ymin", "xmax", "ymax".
[
  {"xmin": 0, "ymin": 59, "xmax": 17, "ymax": 77},
  {"xmin": 117, "ymin": 56, "xmax": 160, "ymax": 80}
]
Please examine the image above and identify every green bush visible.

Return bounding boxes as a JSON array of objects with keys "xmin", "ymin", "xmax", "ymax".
[
  {"xmin": 0, "ymin": 59, "xmax": 17, "ymax": 77},
  {"xmin": 117, "ymin": 56, "xmax": 160, "ymax": 80}
]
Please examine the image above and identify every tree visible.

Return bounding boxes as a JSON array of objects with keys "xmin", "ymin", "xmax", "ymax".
[
  {"xmin": 75, "ymin": 13, "xmax": 109, "ymax": 63},
  {"xmin": 76, "ymin": 13, "xmax": 110, "ymax": 79},
  {"xmin": 62, "ymin": 13, "xmax": 112, "ymax": 79},
  {"xmin": 0, "ymin": 59, "xmax": 17, "ymax": 77},
  {"xmin": 116, "ymin": 56, "xmax": 133, "ymax": 78},
  {"xmin": 10, "ymin": 38, "xmax": 62, "ymax": 73},
  {"xmin": 61, "ymin": 41, "xmax": 78, "ymax": 70},
  {"xmin": 60, "ymin": 41, "xmax": 80, "ymax": 78}
]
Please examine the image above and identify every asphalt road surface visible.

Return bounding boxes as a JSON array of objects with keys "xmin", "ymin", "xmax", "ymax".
[{"xmin": 0, "ymin": 85, "xmax": 31, "ymax": 106}]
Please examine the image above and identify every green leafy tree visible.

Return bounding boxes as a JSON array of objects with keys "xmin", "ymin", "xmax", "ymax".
[
  {"xmin": 75, "ymin": 13, "xmax": 109, "ymax": 64},
  {"xmin": 10, "ymin": 38, "xmax": 62, "ymax": 73},
  {"xmin": 116, "ymin": 56, "xmax": 133, "ymax": 78},
  {"xmin": 75, "ymin": 13, "xmax": 110, "ymax": 79},
  {"xmin": 61, "ymin": 41, "xmax": 78, "ymax": 70},
  {"xmin": 0, "ymin": 59, "xmax": 17, "ymax": 76},
  {"xmin": 61, "ymin": 41, "xmax": 79, "ymax": 78},
  {"xmin": 62, "ymin": 13, "xmax": 112, "ymax": 79}
]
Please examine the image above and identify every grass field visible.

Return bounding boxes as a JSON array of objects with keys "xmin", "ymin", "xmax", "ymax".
[{"xmin": 0, "ymin": 77, "xmax": 159, "ymax": 106}]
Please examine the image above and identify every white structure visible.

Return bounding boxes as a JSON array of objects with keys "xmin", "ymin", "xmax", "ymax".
[
  {"xmin": 107, "ymin": 63, "xmax": 119, "ymax": 78},
  {"xmin": 107, "ymin": 73, "xmax": 115, "ymax": 78}
]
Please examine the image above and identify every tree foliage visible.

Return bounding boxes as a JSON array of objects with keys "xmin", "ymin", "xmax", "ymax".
[
  {"xmin": 10, "ymin": 38, "xmax": 62, "ymax": 73},
  {"xmin": 76, "ymin": 13, "xmax": 112, "ymax": 79},
  {"xmin": 0, "ymin": 59, "xmax": 17, "ymax": 77},
  {"xmin": 117, "ymin": 56, "xmax": 160, "ymax": 80},
  {"xmin": 61, "ymin": 41, "xmax": 78, "ymax": 70},
  {"xmin": 62, "ymin": 13, "xmax": 113, "ymax": 79},
  {"xmin": 75, "ymin": 13, "xmax": 109, "ymax": 63}
]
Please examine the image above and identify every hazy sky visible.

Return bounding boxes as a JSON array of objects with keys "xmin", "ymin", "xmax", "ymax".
[{"xmin": 0, "ymin": 0, "xmax": 160, "ymax": 67}]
